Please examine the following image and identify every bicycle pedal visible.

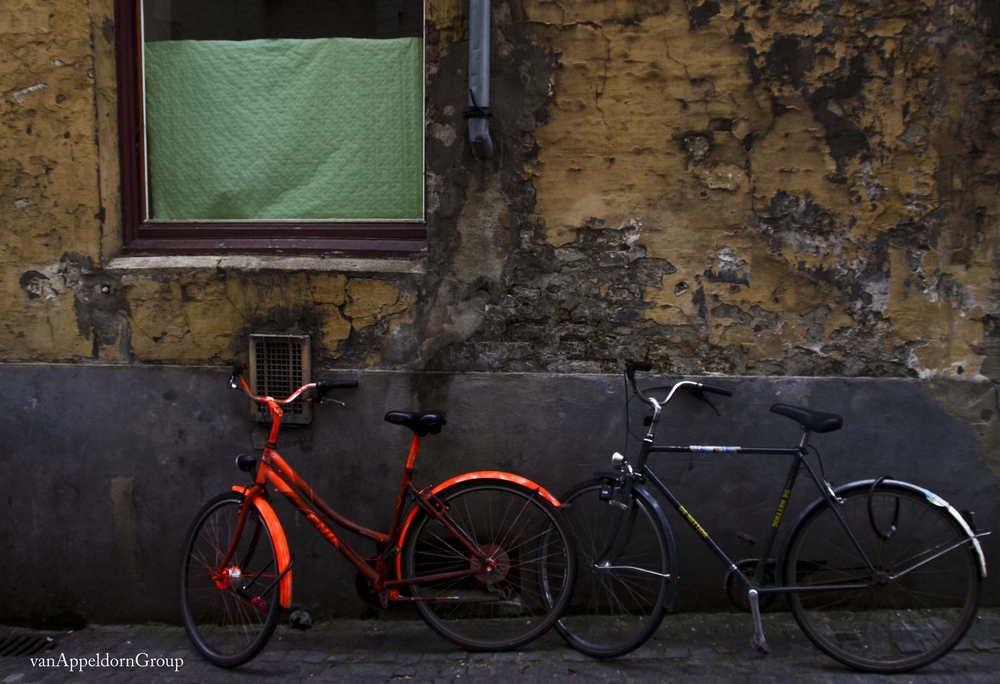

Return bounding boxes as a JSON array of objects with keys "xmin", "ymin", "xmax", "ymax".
[{"xmin": 752, "ymin": 635, "xmax": 770, "ymax": 655}]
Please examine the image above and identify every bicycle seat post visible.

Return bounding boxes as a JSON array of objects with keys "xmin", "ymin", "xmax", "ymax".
[{"xmin": 797, "ymin": 428, "xmax": 811, "ymax": 452}]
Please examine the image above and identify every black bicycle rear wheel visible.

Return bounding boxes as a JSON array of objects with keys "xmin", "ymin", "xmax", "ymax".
[
  {"xmin": 784, "ymin": 483, "xmax": 981, "ymax": 673},
  {"xmin": 402, "ymin": 480, "xmax": 576, "ymax": 651},
  {"xmin": 555, "ymin": 478, "xmax": 674, "ymax": 658},
  {"xmin": 180, "ymin": 492, "xmax": 282, "ymax": 667}
]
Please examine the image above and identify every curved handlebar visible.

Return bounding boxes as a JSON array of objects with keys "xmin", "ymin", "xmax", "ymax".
[
  {"xmin": 229, "ymin": 361, "xmax": 358, "ymax": 406},
  {"xmin": 695, "ymin": 383, "xmax": 733, "ymax": 397},
  {"xmin": 623, "ymin": 358, "xmax": 735, "ymax": 409},
  {"xmin": 624, "ymin": 358, "xmax": 655, "ymax": 407},
  {"xmin": 317, "ymin": 379, "xmax": 359, "ymax": 395},
  {"xmin": 624, "ymin": 358, "xmax": 652, "ymax": 382}
]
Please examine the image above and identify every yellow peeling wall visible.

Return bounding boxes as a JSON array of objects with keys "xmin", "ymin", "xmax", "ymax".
[
  {"xmin": 2, "ymin": 0, "xmax": 999, "ymax": 377},
  {"xmin": 1, "ymin": 1, "xmax": 420, "ymax": 367},
  {"xmin": 520, "ymin": 0, "xmax": 1000, "ymax": 377}
]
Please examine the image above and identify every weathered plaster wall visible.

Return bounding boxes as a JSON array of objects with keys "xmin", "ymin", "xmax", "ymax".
[
  {"xmin": 430, "ymin": 0, "xmax": 1000, "ymax": 377},
  {"xmin": 2, "ymin": 0, "xmax": 1000, "ymax": 378},
  {"xmin": 1, "ymin": 1, "xmax": 428, "ymax": 366}
]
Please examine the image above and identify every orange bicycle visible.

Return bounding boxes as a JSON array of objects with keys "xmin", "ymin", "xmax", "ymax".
[{"xmin": 179, "ymin": 362, "xmax": 577, "ymax": 667}]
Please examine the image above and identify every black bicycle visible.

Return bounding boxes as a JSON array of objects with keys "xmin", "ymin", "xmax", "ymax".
[{"xmin": 552, "ymin": 359, "xmax": 988, "ymax": 673}]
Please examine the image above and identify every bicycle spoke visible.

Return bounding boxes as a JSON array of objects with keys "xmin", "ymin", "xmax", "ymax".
[
  {"xmin": 786, "ymin": 485, "xmax": 979, "ymax": 673},
  {"xmin": 182, "ymin": 494, "xmax": 281, "ymax": 667},
  {"xmin": 403, "ymin": 481, "xmax": 575, "ymax": 651}
]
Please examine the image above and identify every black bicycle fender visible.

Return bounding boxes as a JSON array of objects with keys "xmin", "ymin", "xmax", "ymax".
[
  {"xmin": 775, "ymin": 479, "xmax": 987, "ymax": 581},
  {"xmin": 631, "ymin": 482, "xmax": 682, "ymax": 613}
]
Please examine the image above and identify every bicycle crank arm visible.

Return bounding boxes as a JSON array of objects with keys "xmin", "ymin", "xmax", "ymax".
[
  {"xmin": 594, "ymin": 560, "xmax": 671, "ymax": 579},
  {"xmin": 748, "ymin": 589, "xmax": 769, "ymax": 655}
]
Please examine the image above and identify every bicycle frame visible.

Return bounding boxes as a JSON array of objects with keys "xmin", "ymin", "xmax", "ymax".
[
  {"xmin": 214, "ymin": 374, "xmax": 561, "ymax": 607},
  {"xmin": 632, "ymin": 439, "xmax": 873, "ymax": 596},
  {"xmin": 559, "ymin": 362, "xmax": 990, "ymax": 663},
  {"xmin": 605, "ymin": 376, "xmax": 987, "ymax": 597}
]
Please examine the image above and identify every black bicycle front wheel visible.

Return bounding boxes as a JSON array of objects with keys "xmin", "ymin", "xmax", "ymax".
[
  {"xmin": 180, "ymin": 492, "xmax": 283, "ymax": 667},
  {"xmin": 401, "ymin": 480, "xmax": 577, "ymax": 651},
  {"xmin": 784, "ymin": 483, "xmax": 981, "ymax": 673},
  {"xmin": 554, "ymin": 478, "xmax": 674, "ymax": 657}
]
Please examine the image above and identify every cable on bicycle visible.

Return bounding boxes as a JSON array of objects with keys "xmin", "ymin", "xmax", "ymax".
[
  {"xmin": 622, "ymin": 370, "xmax": 630, "ymax": 456},
  {"xmin": 867, "ymin": 475, "xmax": 900, "ymax": 541},
  {"xmin": 625, "ymin": 385, "xmax": 674, "ymax": 442},
  {"xmin": 805, "ymin": 444, "xmax": 829, "ymax": 483}
]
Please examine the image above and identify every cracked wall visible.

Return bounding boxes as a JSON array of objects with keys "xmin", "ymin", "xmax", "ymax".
[
  {"xmin": 0, "ymin": 1, "xmax": 426, "ymax": 367},
  {"xmin": 494, "ymin": 0, "xmax": 1000, "ymax": 377},
  {"xmin": 2, "ymin": 0, "xmax": 1000, "ymax": 379}
]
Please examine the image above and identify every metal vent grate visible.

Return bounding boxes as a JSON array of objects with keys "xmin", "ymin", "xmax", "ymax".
[
  {"xmin": 0, "ymin": 635, "xmax": 56, "ymax": 657},
  {"xmin": 249, "ymin": 334, "xmax": 312, "ymax": 425}
]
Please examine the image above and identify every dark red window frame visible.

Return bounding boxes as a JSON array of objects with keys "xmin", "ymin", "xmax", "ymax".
[{"xmin": 113, "ymin": 0, "xmax": 427, "ymax": 256}]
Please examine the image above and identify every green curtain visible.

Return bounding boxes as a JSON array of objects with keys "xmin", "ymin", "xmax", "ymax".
[{"xmin": 144, "ymin": 37, "xmax": 423, "ymax": 220}]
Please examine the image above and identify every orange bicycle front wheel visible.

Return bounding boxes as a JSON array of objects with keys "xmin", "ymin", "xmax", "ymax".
[{"xmin": 180, "ymin": 492, "xmax": 283, "ymax": 667}]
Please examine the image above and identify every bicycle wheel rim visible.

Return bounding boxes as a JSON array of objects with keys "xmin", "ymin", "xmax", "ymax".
[
  {"xmin": 403, "ymin": 481, "xmax": 576, "ymax": 651},
  {"xmin": 180, "ymin": 493, "xmax": 282, "ymax": 667},
  {"xmin": 556, "ymin": 480, "xmax": 671, "ymax": 657},
  {"xmin": 785, "ymin": 485, "xmax": 981, "ymax": 673}
]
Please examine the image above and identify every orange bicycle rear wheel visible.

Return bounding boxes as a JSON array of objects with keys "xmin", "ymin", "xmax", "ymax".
[{"xmin": 402, "ymin": 480, "xmax": 577, "ymax": 651}]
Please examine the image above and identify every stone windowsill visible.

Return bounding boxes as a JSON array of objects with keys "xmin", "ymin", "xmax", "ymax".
[{"xmin": 106, "ymin": 254, "xmax": 426, "ymax": 274}]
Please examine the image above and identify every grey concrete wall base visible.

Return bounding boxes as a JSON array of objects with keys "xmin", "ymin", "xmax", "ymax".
[{"xmin": 2, "ymin": 364, "xmax": 997, "ymax": 625}]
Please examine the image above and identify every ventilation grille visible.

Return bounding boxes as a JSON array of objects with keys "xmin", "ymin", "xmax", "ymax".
[
  {"xmin": 0, "ymin": 635, "xmax": 56, "ymax": 657},
  {"xmin": 249, "ymin": 334, "xmax": 312, "ymax": 425}
]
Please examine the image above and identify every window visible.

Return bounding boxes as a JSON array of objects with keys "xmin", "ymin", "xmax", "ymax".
[{"xmin": 114, "ymin": 0, "xmax": 426, "ymax": 255}]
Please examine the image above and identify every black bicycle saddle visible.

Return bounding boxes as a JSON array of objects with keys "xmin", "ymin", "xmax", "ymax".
[
  {"xmin": 770, "ymin": 404, "xmax": 843, "ymax": 433},
  {"xmin": 384, "ymin": 410, "xmax": 447, "ymax": 437}
]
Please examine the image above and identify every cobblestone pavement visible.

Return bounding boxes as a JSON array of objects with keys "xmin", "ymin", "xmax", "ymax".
[{"xmin": 1, "ymin": 610, "xmax": 999, "ymax": 684}]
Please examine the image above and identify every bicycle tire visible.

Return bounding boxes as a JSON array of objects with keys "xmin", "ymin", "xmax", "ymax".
[
  {"xmin": 180, "ymin": 492, "xmax": 283, "ymax": 667},
  {"xmin": 554, "ymin": 478, "xmax": 675, "ymax": 657},
  {"xmin": 401, "ymin": 479, "xmax": 577, "ymax": 651},
  {"xmin": 784, "ymin": 482, "xmax": 981, "ymax": 673}
]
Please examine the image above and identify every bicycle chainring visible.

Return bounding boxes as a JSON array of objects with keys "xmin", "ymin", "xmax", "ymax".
[
  {"xmin": 355, "ymin": 570, "xmax": 389, "ymax": 609},
  {"xmin": 724, "ymin": 559, "xmax": 777, "ymax": 613}
]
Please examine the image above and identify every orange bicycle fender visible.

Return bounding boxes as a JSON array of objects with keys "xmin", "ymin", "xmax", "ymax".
[
  {"xmin": 394, "ymin": 471, "xmax": 562, "ymax": 578},
  {"xmin": 232, "ymin": 486, "xmax": 293, "ymax": 609}
]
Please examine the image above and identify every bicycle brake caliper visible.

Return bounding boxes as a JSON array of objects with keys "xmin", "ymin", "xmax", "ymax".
[
  {"xmin": 824, "ymin": 481, "xmax": 845, "ymax": 505},
  {"xmin": 418, "ymin": 487, "xmax": 449, "ymax": 515}
]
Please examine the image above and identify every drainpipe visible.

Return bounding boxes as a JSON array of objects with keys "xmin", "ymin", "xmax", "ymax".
[{"xmin": 466, "ymin": 0, "xmax": 494, "ymax": 159}]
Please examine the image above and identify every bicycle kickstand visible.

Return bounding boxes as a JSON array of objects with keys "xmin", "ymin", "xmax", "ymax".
[{"xmin": 747, "ymin": 589, "xmax": 770, "ymax": 655}]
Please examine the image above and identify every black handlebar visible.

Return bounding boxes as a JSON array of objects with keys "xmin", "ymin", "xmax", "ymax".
[
  {"xmin": 624, "ymin": 358, "xmax": 653, "ymax": 380},
  {"xmin": 696, "ymin": 383, "xmax": 733, "ymax": 397},
  {"xmin": 316, "ymin": 379, "xmax": 359, "ymax": 395}
]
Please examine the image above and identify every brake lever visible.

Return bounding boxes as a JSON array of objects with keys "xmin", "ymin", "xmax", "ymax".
[
  {"xmin": 691, "ymin": 389, "xmax": 721, "ymax": 417},
  {"xmin": 313, "ymin": 390, "xmax": 345, "ymax": 406}
]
